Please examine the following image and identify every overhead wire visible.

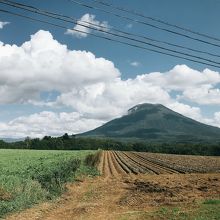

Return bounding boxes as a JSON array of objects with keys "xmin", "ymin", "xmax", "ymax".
[
  {"xmin": 92, "ymin": 0, "xmax": 220, "ymax": 43},
  {"xmin": 0, "ymin": 6, "xmax": 220, "ymax": 68},
  {"xmin": 68, "ymin": 0, "xmax": 220, "ymax": 48},
  {"xmin": 3, "ymin": 0, "xmax": 219, "ymax": 58},
  {"xmin": 0, "ymin": 0, "xmax": 220, "ymax": 66}
]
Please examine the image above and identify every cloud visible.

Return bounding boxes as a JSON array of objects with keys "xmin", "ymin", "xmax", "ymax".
[
  {"xmin": 55, "ymin": 78, "xmax": 171, "ymax": 120},
  {"xmin": 54, "ymin": 79, "xmax": 215, "ymax": 125},
  {"xmin": 0, "ymin": 111, "xmax": 103, "ymax": 138},
  {"xmin": 181, "ymin": 85, "xmax": 220, "ymax": 104},
  {"xmin": 214, "ymin": 112, "xmax": 220, "ymax": 124},
  {"xmin": 137, "ymin": 65, "xmax": 220, "ymax": 105},
  {"xmin": 65, "ymin": 13, "xmax": 110, "ymax": 38},
  {"xmin": 130, "ymin": 61, "xmax": 140, "ymax": 67},
  {"xmin": 167, "ymin": 102, "xmax": 202, "ymax": 120},
  {"xmin": 52, "ymin": 64, "xmax": 220, "ymax": 122},
  {"xmin": 0, "ymin": 30, "xmax": 120, "ymax": 104},
  {"xmin": 139, "ymin": 65, "xmax": 220, "ymax": 91},
  {"xmin": 0, "ymin": 30, "xmax": 220, "ymax": 137},
  {"xmin": 0, "ymin": 21, "xmax": 9, "ymax": 29}
]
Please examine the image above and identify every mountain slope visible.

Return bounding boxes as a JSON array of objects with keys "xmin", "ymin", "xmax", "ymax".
[{"xmin": 81, "ymin": 103, "xmax": 220, "ymax": 141}]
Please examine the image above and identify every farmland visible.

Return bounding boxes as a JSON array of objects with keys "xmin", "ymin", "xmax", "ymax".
[
  {"xmin": 99, "ymin": 151, "xmax": 220, "ymax": 177},
  {"xmin": 5, "ymin": 150, "xmax": 220, "ymax": 220},
  {"xmin": 0, "ymin": 149, "xmax": 96, "ymax": 218}
]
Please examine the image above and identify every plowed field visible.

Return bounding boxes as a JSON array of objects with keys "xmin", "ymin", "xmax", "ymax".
[{"xmin": 98, "ymin": 151, "xmax": 220, "ymax": 177}]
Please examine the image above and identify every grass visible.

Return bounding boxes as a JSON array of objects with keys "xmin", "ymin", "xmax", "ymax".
[
  {"xmin": 0, "ymin": 149, "xmax": 97, "ymax": 218},
  {"xmin": 160, "ymin": 202, "xmax": 220, "ymax": 220},
  {"xmin": 118, "ymin": 199, "xmax": 220, "ymax": 220},
  {"xmin": 203, "ymin": 199, "xmax": 220, "ymax": 205}
]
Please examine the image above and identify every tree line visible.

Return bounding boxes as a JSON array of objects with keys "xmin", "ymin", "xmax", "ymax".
[{"xmin": 0, "ymin": 133, "xmax": 220, "ymax": 156}]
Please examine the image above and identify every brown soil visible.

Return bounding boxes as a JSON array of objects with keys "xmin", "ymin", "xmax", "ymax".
[
  {"xmin": 119, "ymin": 173, "xmax": 220, "ymax": 207},
  {"xmin": 5, "ymin": 151, "xmax": 220, "ymax": 220},
  {"xmin": 6, "ymin": 173, "xmax": 220, "ymax": 220},
  {"xmin": 0, "ymin": 188, "xmax": 12, "ymax": 201},
  {"xmin": 140, "ymin": 152, "xmax": 220, "ymax": 173},
  {"xmin": 100, "ymin": 151, "xmax": 220, "ymax": 177}
]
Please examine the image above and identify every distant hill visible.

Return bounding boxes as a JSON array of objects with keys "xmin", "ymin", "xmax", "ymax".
[
  {"xmin": 1, "ymin": 138, "xmax": 25, "ymax": 143},
  {"xmin": 80, "ymin": 103, "xmax": 220, "ymax": 142}
]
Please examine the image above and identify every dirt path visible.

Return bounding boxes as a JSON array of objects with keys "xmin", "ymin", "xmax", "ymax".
[{"xmin": 6, "ymin": 176, "xmax": 133, "ymax": 220}]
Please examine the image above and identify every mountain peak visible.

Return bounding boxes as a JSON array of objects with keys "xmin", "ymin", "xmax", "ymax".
[
  {"xmin": 81, "ymin": 103, "xmax": 220, "ymax": 141},
  {"xmin": 128, "ymin": 103, "xmax": 164, "ymax": 114}
]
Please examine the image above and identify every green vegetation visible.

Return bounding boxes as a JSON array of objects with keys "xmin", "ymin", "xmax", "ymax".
[
  {"xmin": 118, "ymin": 200, "xmax": 220, "ymax": 220},
  {"xmin": 1, "ymin": 134, "xmax": 220, "ymax": 156},
  {"xmin": 154, "ymin": 200, "xmax": 220, "ymax": 220},
  {"xmin": 0, "ymin": 149, "xmax": 97, "ymax": 218},
  {"xmin": 203, "ymin": 199, "xmax": 220, "ymax": 205}
]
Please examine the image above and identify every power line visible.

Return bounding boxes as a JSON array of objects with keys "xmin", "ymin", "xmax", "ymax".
[
  {"xmin": 93, "ymin": 0, "xmax": 220, "ymax": 43},
  {"xmin": 68, "ymin": 0, "xmax": 220, "ymax": 48},
  {"xmin": 0, "ymin": 8, "xmax": 220, "ymax": 69},
  {"xmin": 10, "ymin": 0, "xmax": 219, "ymax": 59},
  {"xmin": 2, "ymin": 0, "xmax": 220, "ymax": 59},
  {"xmin": 1, "ymin": 0, "xmax": 220, "ymax": 66}
]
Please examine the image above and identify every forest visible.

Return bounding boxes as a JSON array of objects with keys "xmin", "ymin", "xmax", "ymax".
[{"xmin": 0, "ymin": 133, "xmax": 220, "ymax": 156}]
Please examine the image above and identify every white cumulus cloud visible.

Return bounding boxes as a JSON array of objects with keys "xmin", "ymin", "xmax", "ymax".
[
  {"xmin": 214, "ymin": 112, "xmax": 220, "ymax": 124},
  {"xmin": 0, "ymin": 30, "xmax": 120, "ymax": 104},
  {"xmin": 181, "ymin": 85, "xmax": 220, "ymax": 104},
  {"xmin": 65, "ymin": 13, "xmax": 110, "ymax": 38},
  {"xmin": 0, "ymin": 111, "xmax": 103, "ymax": 138},
  {"xmin": 139, "ymin": 65, "xmax": 220, "ymax": 91},
  {"xmin": 55, "ymin": 77, "xmax": 171, "ymax": 120}
]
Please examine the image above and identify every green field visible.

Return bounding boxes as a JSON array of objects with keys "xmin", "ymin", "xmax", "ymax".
[{"xmin": 0, "ymin": 149, "xmax": 97, "ymax": 217}]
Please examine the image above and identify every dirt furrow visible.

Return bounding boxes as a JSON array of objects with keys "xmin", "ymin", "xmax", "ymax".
[
  {"xmin": 109, "ymin": 151, "xmax": 128, "ymax": 176},
  {"xmin": 111, "ymin": 151, "xmax": 132, "ymax": 174},
  {"xmin": 122, "ymin": 152, "xmax": 160, "ymax": 174},
  {"xmin": 135, "ymin": 152, "xmax": 185, "ymax": 173},
  {"xmin": 106, "ymin": 151, "xmax": 120, "ymax": 177},
  {"xmin": 117, "ymin": 151, "xmax": 143, "ymax": 174},
  {"xmin": 114, "ymin": 151, "xmax": 138, "ymax": 174},
  {"xmin": 118, "ymin": 151, "xmax": 152, "ymax": 174},
  {"xmin": 128, "ymin": 152, "xmax": 179, "ymax": 174},
  {"xmin": 98, "ymin": 150, "xmax": 215, "ymax": 178},
  {"xmin": 100, "ymin": 150, "xmax": 179, "ymax": 177},
  {"xmin": 102, "ymin": 150, "xmax": 113, "ymax": 177}
]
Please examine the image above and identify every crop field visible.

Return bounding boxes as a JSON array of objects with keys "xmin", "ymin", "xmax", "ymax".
[
  {"xmin": 4, "ymin": 150, "xmax": 220, "ymax": 220},
  {"xmin": 0, "ymin": 149, "xmax": 96, "ymax": 217},
  {"xmin": 98, "ymin": 151, "xmax": 220, "ymax": 177}
]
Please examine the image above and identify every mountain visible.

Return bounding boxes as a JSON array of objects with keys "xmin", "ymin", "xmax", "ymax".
[
  {"xmin": 1, "ymin": 138, "xmax": 25, "ymax": 143},
  {"xmin": 80, "ymin": 103, "xmax": 220, "ymax": 141}
]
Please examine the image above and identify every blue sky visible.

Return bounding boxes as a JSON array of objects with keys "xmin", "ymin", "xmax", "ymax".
[{"xmin": 0, "ymin": 0, "xmax": 220, "ymax": 137}]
